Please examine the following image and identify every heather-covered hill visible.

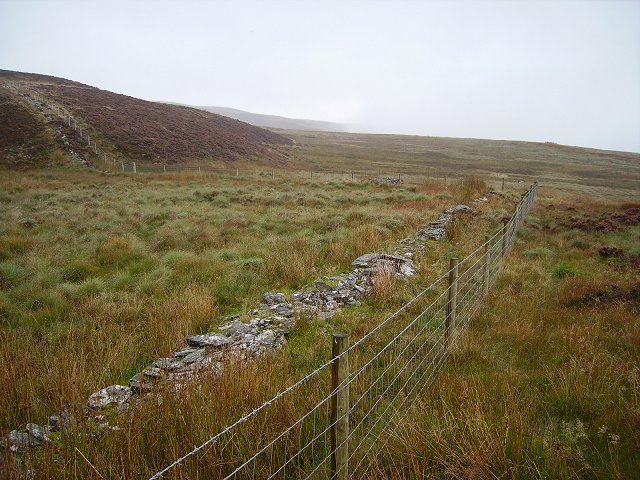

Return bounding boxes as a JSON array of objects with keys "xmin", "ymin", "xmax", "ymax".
[
  {"xmin": 0, "ymin": 70, "xmax": 292, "ymax": 164},
  {"xmin": 0, "ymin": 89, "xmax": 58, "ymax": 168}
]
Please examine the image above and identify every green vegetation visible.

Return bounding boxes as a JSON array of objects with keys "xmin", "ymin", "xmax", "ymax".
[{"xmin": 0, "ymin": 131, "xmax": 638, "ymax": 478}]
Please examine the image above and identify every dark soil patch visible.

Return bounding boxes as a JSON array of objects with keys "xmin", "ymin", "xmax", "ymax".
[
  {"xmin": 567, "ymin": 208, "xmax": 640, "ymax": 233},
  {"xmin": 567, "ymin": 283, "xmax": 640, "ymax": 311}
]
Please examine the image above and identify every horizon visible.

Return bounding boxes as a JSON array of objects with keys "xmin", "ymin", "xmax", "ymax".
[{"xmin": 1, "ymin": 0, "xmax": 639, "ymax": 153}]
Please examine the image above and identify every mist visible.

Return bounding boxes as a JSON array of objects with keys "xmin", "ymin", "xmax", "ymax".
[{"xmin": 1, "ymin": 0, "xmax": 639, "ymax": 152}]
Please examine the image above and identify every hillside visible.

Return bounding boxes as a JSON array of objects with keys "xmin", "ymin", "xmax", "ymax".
[
  {"xmin": 0, "ymin": 89, "xmax": 58, "ymax": 168},
  {"xmin": 286, "ymin": 131, "xmax": 640, "ymax": 197},
  {"xmin": 192, "ymin": 105, "xmax": 346, "ymax": 132},
  {"xmin": 0, "ymin": 70, "xmax": 292, "ymax": 166}
]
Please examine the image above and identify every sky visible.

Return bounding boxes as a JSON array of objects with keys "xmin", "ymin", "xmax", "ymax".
[{"xmin": 1, "ymin": 0, "xmax": 639, "ymax": 152}]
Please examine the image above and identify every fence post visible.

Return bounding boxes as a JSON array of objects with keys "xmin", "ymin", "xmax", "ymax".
[
  {"xmin": 163, "ymin": 165, "xmax": 166, "ymax": 173},
  {"xmin": 133, "ymin": 162, "xmax": 137, "ymax": 174},
  {"xmin": 501, "ymin": 177, "xmax": 505, "ymax": 192},
  {"xmin": 501, "ymin": 220, "xmax": 508, "ymax": 257},
  {"xmin": 271, "ymin": 169, "xmax": 274, "ymax": 178},
  {"xmin": 236, "ymin": 167, "xmax": 239, "ymax": 177},
  {"xmin": 445, "ymin": 257, "xmax": 458, "ymax": 351},
  {"xmin": 311, "ymin": 171, "xmax": 313, "ymax": 181},
  {"xmin": 483, "ymin": 236, "xmax": 490, "ymax": 296},
  {"xmin": 351, "ymin": 171, "xmax": 354, "ymax": 181},
  {"xmin": 331, "ymin": 333, "xmax": 349, "ymax": 480}
]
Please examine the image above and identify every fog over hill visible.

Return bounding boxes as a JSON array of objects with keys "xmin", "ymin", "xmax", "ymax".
[{"xmin": 178, "ymin": 105, "xmax": 347, "ymax": 133}]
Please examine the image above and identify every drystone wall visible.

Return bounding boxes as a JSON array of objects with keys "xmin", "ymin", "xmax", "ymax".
[{"xmin": 1, "ymin": 198, "xmax": 485, "ymax": 457}]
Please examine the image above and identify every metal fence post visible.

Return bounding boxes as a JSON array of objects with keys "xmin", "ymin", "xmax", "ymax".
[
  {"xmin": 445, "ymin": 257, "xmax": 458, "ymax": 351},
  {"xmin": 331, "ymin": 333, "xmax": 349, "ymax": 480},
  {"xmin": 483, "ymin": 236, "xmax": 490, "ymax": 296}
]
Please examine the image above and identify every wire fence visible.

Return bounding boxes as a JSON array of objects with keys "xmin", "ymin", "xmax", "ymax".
[
  {"xmin": 149, "ymin": 182, "xmax": 538, "ymax": 479},
  {"xmin": 2, "ymin": 81, "xmax": 518, "ymax": 189}
]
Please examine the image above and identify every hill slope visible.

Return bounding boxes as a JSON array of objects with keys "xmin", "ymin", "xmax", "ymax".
[
  {"xmin": 0, "ymin": 89, "xmax": 58, "ymax": 168},
  {"xmin": 193, "ymin": 105, "xmax": 346, "ymax": 132},
  {"xmin": 0, "ymin": 70, "xmax": 292, "ymax": 165}
]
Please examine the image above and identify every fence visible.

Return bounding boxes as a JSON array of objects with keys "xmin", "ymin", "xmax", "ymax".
[{"xmin": 149, "ymin": 182, "xmax": 538, "ymax": 479}]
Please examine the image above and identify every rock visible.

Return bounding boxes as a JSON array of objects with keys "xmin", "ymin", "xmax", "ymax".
[
  {"xmin": 129, "ymin": 373, "xmax": 153, "ymax": 393},
  {"xmin": 219, "ymin": 320, "xmax": 252, "ymax": 336},
  {"xmin": 182, "ymin": 349, "xmax": 207, "ymax": 364},
  {"xmin": 48, "ymin": 409, "xmax": 75, "ymax": 433},
  {"xmin": 87, "ymin": 385, "xmax": 132, "ymax": 411},
  {"xmin": 1, "ymin": 424, "xmax": 50, "ymax": 452},
  {"xmin": 399, "ymin": 262, "xmax": 417, "ymax": 276},
  {"xmin": 352, "ymin": 253, "xmax": 416, "ymax": 277},
  {"xmin": 1, "ymin": 431, "xmax": 33, "ymax": 452},
  {"xmin": 186, "ymin": 333, "xmax": 232, "ymax": 348},
  {"xmin": 142, "ymin": 367, "xmax": 163, "ymax": 378},
  {"xmin": 152, "ymin": 358, "xmax": 185, "ymax": 370},
  {"xmin": 352, "ymin": 253, "xmax": 383, "ymax": 268},
  {"xmin": 172, "ymin": 347, "xmax": 202, "ymax": 358},
  {"xmin": 25, "ymin": 424, "xmax": 50, "ymax": 444},
  {"xmin": 256, "ymin": 330, "xmax": 276, "ymax": 346},
  {"xmin": 263, "ymin": 292, "xmax": 286, "ymax": 305},
  {"xmin": 371, "ymin": 176, "xmax": 402, "ymax": 185}
]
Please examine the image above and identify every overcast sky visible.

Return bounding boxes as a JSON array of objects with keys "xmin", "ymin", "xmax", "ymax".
[{"xmin": 1, "ymin": 0, "xmax": 639, "ymax": 152}]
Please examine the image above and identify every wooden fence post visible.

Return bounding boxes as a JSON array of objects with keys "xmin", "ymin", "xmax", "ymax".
[
  {"xmin": 121, "ymin": 161, "xmax": 124, "ymax": 172},
  {"xmin": 501, "ymin": 177, "xmax": 505, "ymax": 192},
  {"xmin": 331, "ymin": 333, "xmax": 349, "ymax": 480},
  {"xmin": 133, "ymin": 162, "xmax": 137, "ymax": 174},
  {"xmin": 163, "ymin": 165, "xmax": 166, "ymax": 173},
  {"xmin": 483, "ymin": 235, "xmax": 490, "ymax": 296},
  {"xmin": 445, "ymin": 257, "xmax": 458, "ymax": 351},
  {"xmin": 236, "ymin": 167, "xmax": 239, "ymax": 177},
  {"xmin": 501, "ymin": 220, "xmax": 508, "ymax": 257}
]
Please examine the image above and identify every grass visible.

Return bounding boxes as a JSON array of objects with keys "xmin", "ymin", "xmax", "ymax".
[
  {"xmin": 0, "ymin": 169, "xmax": 494, "ymax": 435},
  {"xmin": 0, "ymin": 137, "xmax": 638, "ymax": 478}
]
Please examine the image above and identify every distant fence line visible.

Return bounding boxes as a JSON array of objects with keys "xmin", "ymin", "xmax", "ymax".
[{"xmin": 149, "ymin": 182, "xmax": 538, "ymax": 479}]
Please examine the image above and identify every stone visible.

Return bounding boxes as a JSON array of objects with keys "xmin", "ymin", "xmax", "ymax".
[
  {"xmin": 182, "ymin": 349, "xmax": 207, "ymax": 364},
  {"xmin": 186, "ymin": 333, "xmax": 232, "ymax": 348},
  {"xmin": 352, "ymin": 253, "xmax": 382, "ymax": 268},
  {"xmin": 172, "ymin": 347, "xmax": 202, "ymax": 358},
  {"xmin": 25, "ymin": 424, "xmax": 50, "ymax": 444},
  {"xmin": 87, "ymin": 385, "xmax": 132, "ymax": 411},
  {"xmin": 129, "ymin": 373, "xmax": 153, "ymax": 393},
  {"xmin": 263, "ymin": 292, "xmax": 286, "ymax": 305},
  {"xmin": 1, "ymin": 430, "xmax": 33, "ymax": 452},
  {"xmin": 219, "ymin": 320, "xmax": 252, "ymax": 337},
  {"xmin": 256, "ymin": 330, "xmax": 276, "ymax": 346},
  {"xmin": 399, "ymin": 262, "xmax": 417, "ymax": 276}
]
